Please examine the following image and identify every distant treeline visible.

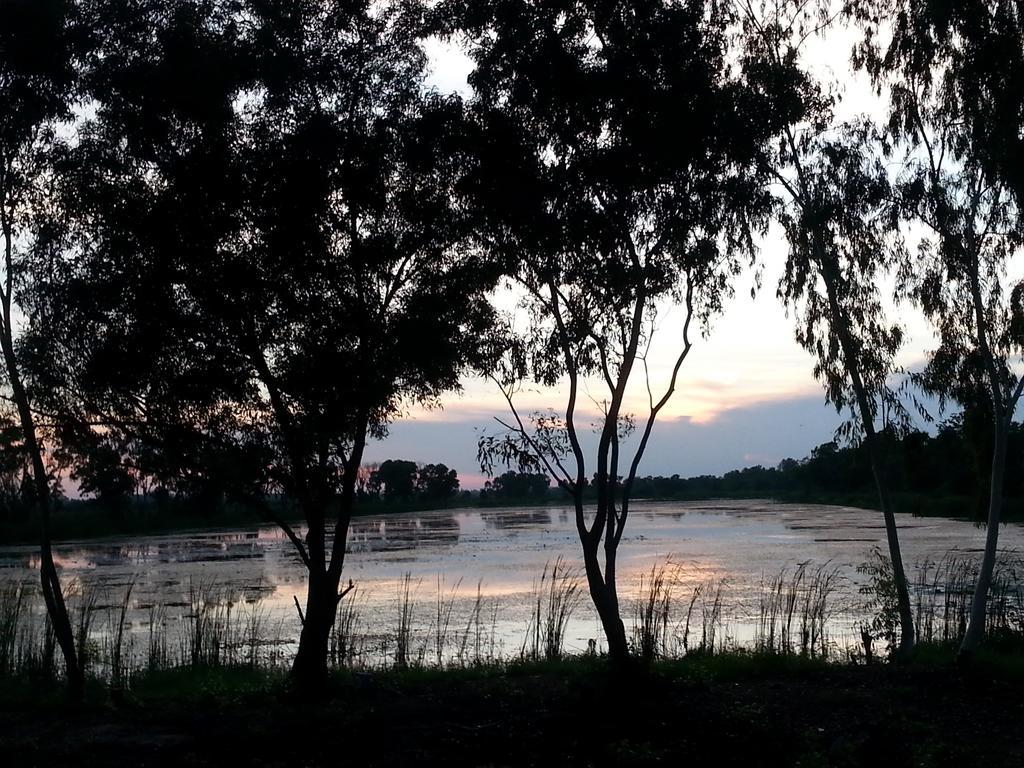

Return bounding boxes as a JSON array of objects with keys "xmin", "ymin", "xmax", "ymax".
[
  {"xmin": 632, "ymin": 418, "xmax": 1024, "ymax": 520},
  {"xmin": 334, "ymin": 416, "xmax": 1024, "ymax": 517},
  {"xmin": 0, "ymin": 415, "xmax": 1017, "ymax": 545}
]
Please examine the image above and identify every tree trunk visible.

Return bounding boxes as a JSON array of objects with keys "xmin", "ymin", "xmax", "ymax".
[
  {"xmin": 958, "ymin": 251, "xmax": 1011, "ymax": 660},
  {"xmin": 959, "ymin": 420, "xmax": 1007, "ymax": 658},
  {"xmin": 818, "ymin": 242, "xmax": 915, "ymax": 656},
  {"xmin": 864, "ymin": 434, "xmax": 916, "ymax": 658},
  {"xmin": 290, "ymin": 429, "xmax": 363, "ymax": 690},
  {"xmin": 0, "ymin": 327, "xmax": 82, "ymax": 697},
  {"xmin": 291, "ymin": 567, "xmax": 342, "ymax": 692},
  {"xmin": 582, "ymin": 543, "xmax": 629, "ymax": 662}
]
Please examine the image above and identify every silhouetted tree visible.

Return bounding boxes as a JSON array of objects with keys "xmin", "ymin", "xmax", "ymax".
[
  {"xmin": 371, "ymin": 459, "xmax": 420, "ymax": 500},
  {"xmin": 33, "ymin": 0, "xmax": 500, "ymax": 688},
  {"xmin": 0, "ymin": 0, "xmax": 86, "ymax": 697},
  {"xmin": 0, "ymin": 411, "xmax": 35, "ymax": 522},
  {"xmin": 850, "ymin": 0, "xmax": 1024, "ymax": 656},
  {"xmin": 739, "ymin": 0, "xmax": 916, "ymax": 656},
  {"xmin": 54, "ymin": 427, "xmax": 136, "ymax": 512},
  {"xmin": 487, "ymin": 470, "xmax": 549, "ymax": 499},
  {"xmin": 456, "ymin": 0, "xmax": 789, "ymax": 662},
  {"xmin": 415, "ymin": 463, "xmax": 460, "ymax": 500},
  {"xmin": 627, "ymin": 420, "xmax": 1024, "ymax": 506}
]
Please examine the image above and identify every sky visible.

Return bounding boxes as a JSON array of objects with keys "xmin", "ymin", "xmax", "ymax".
[{"xmin": 362, "ymin": 21, "xmax": 949, "ymax": 489}]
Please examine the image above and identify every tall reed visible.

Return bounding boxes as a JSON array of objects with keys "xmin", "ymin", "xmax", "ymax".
[
  {"xmin": 393, "ymin": 573, "xmax": 417, "ymax": 670},
  {"xmin": 906, "ymin": 551, "xmax": 1024, "ymax": 647},
  {"xmin": 106, "ymin": 578, "xmax": 135, "ymax": 690},
  {"xmin": 756, "ymin": 562, "xmax": 842, "ymax": 658},
  {"xmin": 0, "ymin": 581, "xmax": 26, "ymax": 676},
  {"xmin": 699, "ymin": 579, "xmax": 726, "ymax": 654},
  {"xmin": 146, "ymin": 603, "xmax": 170, "ymax": 672},
  {"xmin": 456, "ymin": 581, "xmax": 499, "ymax": 667},
  {"xmin": 182, "ymin": 579, "xmax": 254, "ymax": 667},
  {"xmin": 70, "ymin": 579, "xmax": 101, "ymax": 676},
  {"xmin": 241, "ymin": 594, "xmax": 267, "ymax": 668},
  {"xmin": 632, "ymin": 561, "xmax": 674, "ymax": 661},
  {"xmin": 522, "ymin": 557, "xmax": 583, "ymax": 662},
  {"xmin": 330, "ymin": 586, "xmax": 364, "ymax": 669},
  {"xmin": 432, "ymin": 576, "xmax": 462, "ymax": 667}
]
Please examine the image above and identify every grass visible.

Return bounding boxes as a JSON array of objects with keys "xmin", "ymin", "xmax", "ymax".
[
  {"xmin": 0, "ymin": 581, "xmax": 26, "ymax": 676},
  {"xmin": 393, "ymin": 572, "xmax": 419, "ymax": 670},
  {"xmin": 756, "ymin": 562, "xmax": 844, "ymax": 658},
  {"xmin": 521, "ymin": 557, "xmax": 584, "ymax": 662},
  {"xmin": 330, "ymin": 585, "xmax": 365, "ymax": 669},
  {"xmin": 0, "ymin": 643, "xmax": 991, "ymax": 709},
  {"xmin": 105, "ymin": 578, "xmax": 135, "ymax": 691},
  {"xmin": 128, "ymin": 664, "xmax": 288, "ymax": 705},
  {"xmin": 455, "ymin": 580, "xmax": 500, "ymax": 667},
  {"xmin": 3, "ymin": 648, "xmax": 1024, "ymax": 767},
  {"xmin": 1, "ymin": 549, "xmax": 1022, "ymax": 692},
  {"xmin": 631, "ymin": 562, "xmax": 674, "ymax": 660},
  {"xmin": 858, "ymin": 548, "xmax": 1024, "ymax": 653},
  {"xmin": 431, "ymin": 575, "xmax": 461, "ymax": 667}
]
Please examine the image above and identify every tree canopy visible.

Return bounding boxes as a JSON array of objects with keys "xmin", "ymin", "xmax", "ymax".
[
  {"xmin": 30, "ymin": 0, "xmax": 502, "ymax": 687},
  {"xmin": 454, "ymin": 0, "xmax": 801, "ymax": 660}
]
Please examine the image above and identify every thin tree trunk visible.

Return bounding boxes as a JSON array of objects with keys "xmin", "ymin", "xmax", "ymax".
[
  {"xmin": 2, "ymin": 179, "xmax": 82, "ymax": 695},
  {"xmin": 291, "ymin": 421, "xmax": 366, "ymax": 690},
  {"xmin": 959, "ymin": 420, "xmax": 1007, "ymax": 657},
  {"xmin": 582, "ymin": 540, "xmax": 629, "ymax": 662},
  {"xmin": 818, "ymin": 242, "xmax": 915, "ymax": 656},
  {"xmin": 0, "ymin": 330, "xmax": 82, "ymax": 697},
  {"xmin": 292, "ymin": 565, "xmax": 342, "ymax": 690},
  {"xmin": 289, "ymin": 499, "xmax": 338, "ymax": 692},
  {"xmin": 862, "ymin": 427, "xmax": 916, "ymax": 657},
  {"xmin": 957, "ymin": 252, "xmax": 1012, "ymax": 659}
]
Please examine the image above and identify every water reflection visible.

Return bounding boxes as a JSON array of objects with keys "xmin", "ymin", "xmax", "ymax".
[
  {"xmin": 348, "ymin": 514, "xmax": 459, "ymax": 552},
  {"xmin": 480, "ymin": 508, "xmax": 552, "ymax": 529},
  {"xmin": 0, "ymin": 501, "xmax": 1021, "ymax": 664},
  {"xmin": 23, "ymin": 539, "xmax": 267, "ymax": 570}
]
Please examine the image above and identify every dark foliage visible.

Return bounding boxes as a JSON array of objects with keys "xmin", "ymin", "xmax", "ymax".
[
  {"xmin": 484, "ymin": 470, "xmax": 550, "ymax": 500},
  {"xmin": 25, "ymin": 0, "xmax": 503, "ymax": 686},
  {"xmin": 453, "ymin": 0, "xmax": 799, "ymax": 660},
  {"xmin": 366, "ymin": 460, "xmax": 460, "ymax": 502},
  {"xmin": 631, "ymin": 417, "xmax": 1024, "ymax": 519}
]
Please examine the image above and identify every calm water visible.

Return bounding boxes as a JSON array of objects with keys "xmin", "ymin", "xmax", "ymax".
[{"xmin": 1, "ymin": 500, "xmax": 1021, "ymax": 662}]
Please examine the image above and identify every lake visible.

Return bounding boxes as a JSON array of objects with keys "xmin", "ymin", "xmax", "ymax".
[{"xmin": 1, "ymin": 499, "xmax": 1021, "ymax": 668}]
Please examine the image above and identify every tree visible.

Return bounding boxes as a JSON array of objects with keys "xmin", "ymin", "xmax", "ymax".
[
  {"xmin": 0, "ymin": 0, "xmax": 86, "ymax": 697},
  {"xmin": 488, "ymin": 470, "xmax": 549, "ymax": 500},
  {"xmin": 415, "ymin": 463, "xmax": 459, "ymax": 500},
  {"xmin": 850, "ymin": 0, "xmax": 1024, "ymax": 657},
  {"xmin": 738, "ymin": 0, "xmax": 916, "ymax": 657},
  {"xmin": 56, "ymin": 427, "xmax": 136, "ymax": 512},
  {"xmin": 371, "ymin": 459, "xmax": 419, "ymax": 500},
  {"xmin": 0, "ymin": 411, "xmax": 35, "ymax": 522},
  {"xmin": 33, "ymin": 0, "xmax": 500, "ymax": 688},
  {"xmin": 454, "ymin": 0, "xmax": 789, "ymax": 662}
]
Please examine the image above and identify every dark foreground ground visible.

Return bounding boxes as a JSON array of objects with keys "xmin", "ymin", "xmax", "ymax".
[{"xmin": 3, "ymin": 650, "xmax": 1023, "ymax": 768}]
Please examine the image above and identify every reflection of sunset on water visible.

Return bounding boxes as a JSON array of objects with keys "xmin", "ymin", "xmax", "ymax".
[{"xmin": 3, "ymin": 501, "xmax": 1023, "ymax": 663}]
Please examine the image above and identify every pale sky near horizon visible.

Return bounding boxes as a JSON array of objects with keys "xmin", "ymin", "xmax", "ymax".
[{"xmin": 362, "ymin": 19, "xmax": 952, "ymax": 490}]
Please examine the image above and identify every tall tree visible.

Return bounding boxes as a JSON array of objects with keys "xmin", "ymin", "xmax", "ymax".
[
  {"xmin": 371, "ymin": 459, "xmax": 420, "ymax": 500},
  {"xmin": 850, "ymin": 0, "xmax": 1024, "ymax": 656},
  {"xmin": 739, "ymin": 1, "xmax": 917, "ymax": 657},
  {"xmin": 453, "ymin": 0, "xmax": 791, "ymax": 661},
  {"xmin": 415, "ymin": 463, "xmax": 460, "ymax": 500},
  {"xmin": 32, "ymin": 0, "xmax": 500, "ymax": 688},
  {"xmin": 0, "ymin": 0, "xmax": 85, "ymax": 697}
]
